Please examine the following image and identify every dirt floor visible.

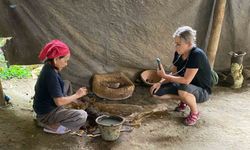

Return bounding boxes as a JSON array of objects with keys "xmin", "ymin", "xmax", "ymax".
[{"xmin": 0, "ymin": 78, "xmax": 250, "ymax": 150}]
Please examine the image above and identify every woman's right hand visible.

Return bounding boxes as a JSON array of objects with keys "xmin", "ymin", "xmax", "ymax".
[
  {"xmin": 150, "ymin": 82, "xmax": 161, "ymax": 95},
  {"xmin": 75, "ymin": 87, "xmax": 88, "ymax": 98}
]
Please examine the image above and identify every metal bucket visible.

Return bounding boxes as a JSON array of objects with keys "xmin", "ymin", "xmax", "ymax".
[
  {"xmin": 229, "ymin": 51, "xmax": 246, "ymax": 65},
  {"xmin": 95, "ymin": 115, "xmax": 125, "ymax": 141}
]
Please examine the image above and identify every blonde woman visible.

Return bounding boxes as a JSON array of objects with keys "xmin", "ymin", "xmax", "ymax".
[{"xmin": 150, "ymin": 26, "xmax": 211, "ymax": 126}]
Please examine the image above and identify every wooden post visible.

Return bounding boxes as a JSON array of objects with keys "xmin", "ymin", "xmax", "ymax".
[
  {"xmin": 0, "ymin": 80, "xmax": 5, "ymax": 106},
  {"xmin": 0, "ymin": 37, "xmax": 12, "ymax": 106},
  {"xmin": 207, "ymin": 0, "xmax": 227, "ymax": 69}
]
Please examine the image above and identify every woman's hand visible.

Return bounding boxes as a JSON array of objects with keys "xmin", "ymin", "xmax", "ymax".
[
  {"xmin": 75, "ymin": 87, "xmax": 88, "ymax": 98},
  {"xmin": 150, "ymin": 82, "xmax": 161, "ymax": 95},
  {"xmin": 54, "ymin": 87, "xmax": 88, "ymax": 106},
  {"xmin": 157, "ymin": 64, "xmax": 172, "ymax": 82},
  {"xmin": 157, "ymin": 64, "xmax": 166, "ymax": 78}
]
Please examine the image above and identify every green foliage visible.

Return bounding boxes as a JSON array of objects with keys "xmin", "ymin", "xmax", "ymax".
[
  {"xmin": 0, "ymin": 37, "xmax": 12, "ymax": 48},
  {"xmin": 0, "ymin": 36, "xmax": 33, "ymax": 80},
  {"xmin": 0, "ymin": 65, "xmax": 32, "ymax": 80},
  {"xmin": 0, "ymin": 37, "xmax": 32, "ymax": 80}
]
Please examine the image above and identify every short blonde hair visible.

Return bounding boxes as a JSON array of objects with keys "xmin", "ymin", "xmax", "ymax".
[{"xmin": 173, "ymin": 26, "xmax": 197, "ymax": 46}]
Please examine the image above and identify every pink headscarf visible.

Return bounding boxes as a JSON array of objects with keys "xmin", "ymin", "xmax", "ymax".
[{"xmin": 39, "ymin": 39, "xmax": 70, "ymax": 61}]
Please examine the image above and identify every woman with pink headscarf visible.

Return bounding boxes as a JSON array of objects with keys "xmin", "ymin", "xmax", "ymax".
[{"xmin": 33, "ymin": 39, "xmax": 88, "ymax": 134}]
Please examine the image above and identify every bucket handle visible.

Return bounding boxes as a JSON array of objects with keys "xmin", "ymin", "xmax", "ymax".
[{"xmin": 228, "ymin": 51, "xmax": 246, "ymax": 57}]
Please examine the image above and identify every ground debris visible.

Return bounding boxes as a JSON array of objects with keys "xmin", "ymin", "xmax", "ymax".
[
  {"xmin": 124, "ymin": 104, "xmax": 168, "ymax": 128},
  {"xmin": 68, "ymin": 99, "xmax": 168, "ymax": 129},
  {"xmin": 70, "ymin": 130, "xmax": 85, "ymax": 137}
]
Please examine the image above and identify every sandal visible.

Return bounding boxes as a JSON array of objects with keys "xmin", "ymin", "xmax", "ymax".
[
  {"xmin": 43, "ymin": 125, "xmax": 71, "ymax": 134},
  {"xmin": 184, "ymin": 112, "xmax": 200, "ymax": 126},
  {"xmin": 174, "ymin": 102, "xmax": 187, "ymax": 112}
]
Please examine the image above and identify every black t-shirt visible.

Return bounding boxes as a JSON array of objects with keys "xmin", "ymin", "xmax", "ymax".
[
  {"xmin": 33, "ymin": 63, "xmax": 65, "ymax": 115},
  {"xmin": 172, "ymin": 47, "xmax": 212, "ymax": 94}
]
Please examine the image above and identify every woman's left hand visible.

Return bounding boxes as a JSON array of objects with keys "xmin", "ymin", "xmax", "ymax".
[
  {"xmin": 157, "ymin": 64, "xmax": 172, "ymax": 81},
  {"xmin": 157, "ymin": 64, "xmax": 166, "ymax": 78}
]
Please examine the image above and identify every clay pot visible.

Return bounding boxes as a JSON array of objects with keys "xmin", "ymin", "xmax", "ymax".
[{"xmin": 140, "ymin": 70, "xmax": 161, "ymax": 85}]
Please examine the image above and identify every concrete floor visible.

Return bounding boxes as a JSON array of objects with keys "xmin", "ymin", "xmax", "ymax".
[{"xmin": 0, "ymin": 78, "xmax": 250, "ymax": 150}]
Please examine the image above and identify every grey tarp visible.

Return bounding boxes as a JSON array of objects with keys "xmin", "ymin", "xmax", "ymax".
[{"xmin": 0, "ymin": 0, "xmax": 249, "ymax": 88}]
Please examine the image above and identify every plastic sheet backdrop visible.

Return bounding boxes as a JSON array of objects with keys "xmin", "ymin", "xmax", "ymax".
[{"xmin": 1, "ymin": 0, "xmax": 249, "ymax": 88}]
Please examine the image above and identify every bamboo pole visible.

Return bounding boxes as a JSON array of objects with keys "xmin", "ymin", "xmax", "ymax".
[
  {"xmin": 0, "ymin": 80, "xmax": 5, "ymax": 106},
  {"xmin": 207, "ymin": 0, "xmax": 227, "ymax": 69}
]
